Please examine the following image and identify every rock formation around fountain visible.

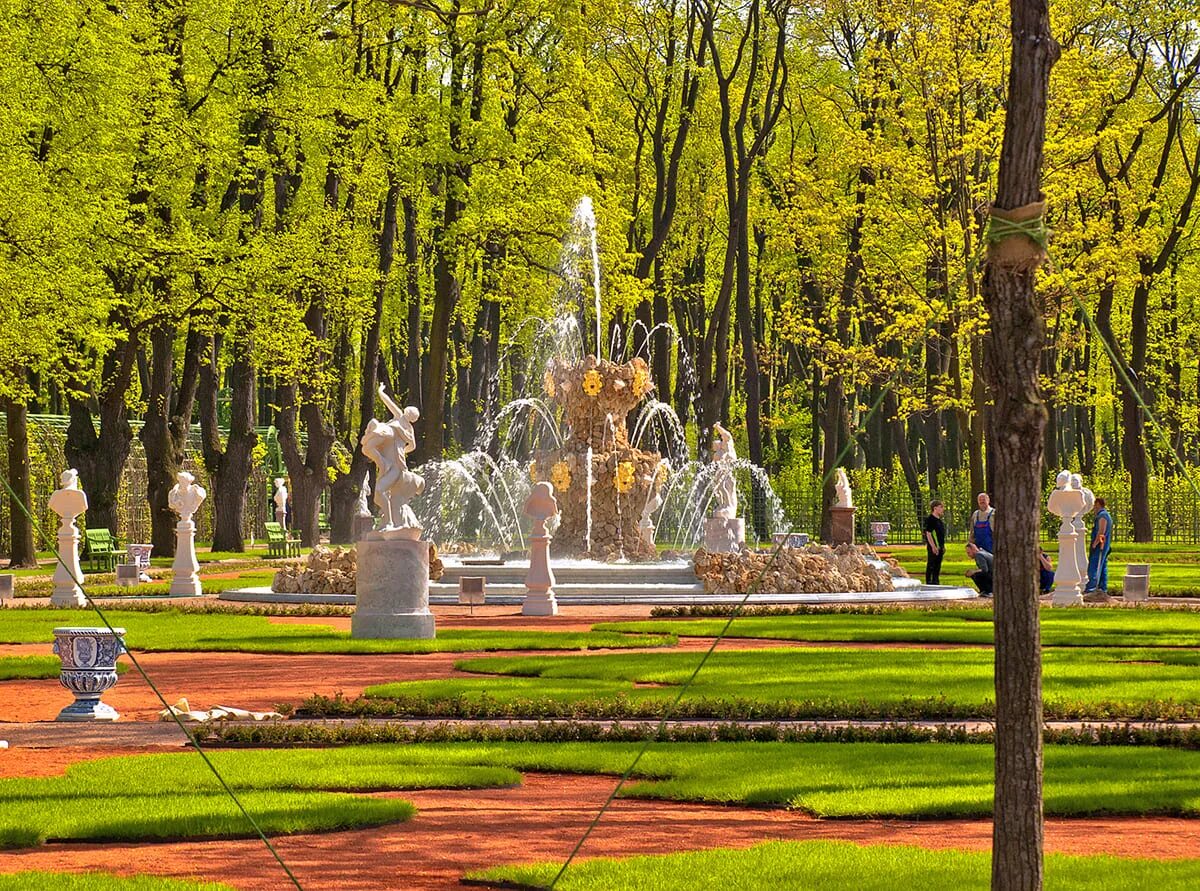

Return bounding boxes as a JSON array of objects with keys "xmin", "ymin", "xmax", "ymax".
[
  {"xmin": 693, "ymin": 543, "xmax": 893, "ymax": 595},
  {"xmin": 272, "ymin": 543, "xmax": 444, "ymax": 596}
]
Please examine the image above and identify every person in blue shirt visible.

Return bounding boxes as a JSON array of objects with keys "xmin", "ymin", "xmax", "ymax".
[
  {"xmin": 1038, "ymin": 547, "xmax": 1055, "ymax": 595},
  {"xmin": 968, "ymin": 492, "xmax": 995, "ymax": 554},
  {"xmin": 1084, "ymin": 497, "xmax": 1113, "ymax": 599}
]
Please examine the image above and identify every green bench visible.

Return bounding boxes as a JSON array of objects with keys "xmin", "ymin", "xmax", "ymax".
[
  {"xmin": 264, "ymin": 521, "xmax": 300, "ymax": 558},
  {"xmin": 84, "ymin": 529, "xmax": 123, "ymax": 572},
  {"xmin": 319, "ymin": 512, "xmax": 331, "ymax": 538}
]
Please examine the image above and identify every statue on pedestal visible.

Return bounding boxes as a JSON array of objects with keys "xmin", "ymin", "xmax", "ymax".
[
  {"xmin": 273, "ymin": 478, "xmax": 289, "ymax": 528},
  {"xmin": 168, "ymin": 471, "xmax": 206, "ymax": 597},
  {"xmin": 1070, "ymin": 473, "xmax": 1094, "ymax": 587},
  {"xmin": 49, "ymin": 469, "xmax": 88, "ymax": 607},
  {"xmin": 360, "ymin": 384, "xmax": 424, "ymax": 538},
  {"xmin": 711, "ymin": 423, "xmax": 738, "ymax": 519},
  {"xmin": 1047, "ymin": 470, "xmax": 1086, "ymax": 606},
  {"xmin": 523, "ymin": 482, "xmax": 560, "ymax": 616},
  {"xmin": 834, "ymin": 469, "xmax": 854, "ymax": 509},
  {"xmin": 356, "ymin": 472, "xmax": 372, "ymax": 518}
]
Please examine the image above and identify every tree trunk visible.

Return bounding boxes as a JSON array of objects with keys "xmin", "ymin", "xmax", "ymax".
[
  {"xmin": 3, "ymin": 396, "xmax": 37, "ymax": 567},
  {"xmin": 198, "ymin": 338, "xmax": 257, "ymax": 552},
  {"xmin": 65, "ymin": 340, "xmax": 137, "ymax": 535},
  {"xmin": 140, "ymin": 325, "xmax": 201, "ymax": 556},
  {"xmin": 984, "ymin": 3, "xmax": 1058, "ymax": 889}
]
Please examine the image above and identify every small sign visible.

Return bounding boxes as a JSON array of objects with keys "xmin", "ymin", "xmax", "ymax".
[
  {"xmin": 772, "ymin": 532, "xmax": 809, "ymax": 548},
  {"xmin": 0, "ymin": 574, "xmax": 13, "ymax": 605},
  {"xmin": 459, "ymin": 576, "xmax": 486, "ymax": 606},
  {"xmin": 115, "ymin": 564, "xmax": 141, "ymax": 587}
]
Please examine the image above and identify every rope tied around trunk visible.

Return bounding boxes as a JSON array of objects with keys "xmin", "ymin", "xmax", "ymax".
[{"xmin": 987, "ymin": 200, "xmax": 1050, "ymax": 270}]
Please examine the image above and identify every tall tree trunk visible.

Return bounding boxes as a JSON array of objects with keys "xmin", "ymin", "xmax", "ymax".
[
  {"xmin": 65, "ymin": 339, "xmax": 138, "ymax": 535},
  {"xmin": 3, "ymin": 395, "xmax": 37, "ymax": 567},
  {"xmin": 984, "ymin": 3, "xmax": 1058, "ymax": 889},
  {"xmin": 198, "ymin": 337, "xmax": 258, "ymax": 552},
  {"xmin": 140, "ymin": 325, "xmax": 201, "ymax": 556}
]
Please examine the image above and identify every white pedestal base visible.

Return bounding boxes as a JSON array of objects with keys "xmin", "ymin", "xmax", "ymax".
[
  {"xmin": 352, "ymin": 537, "xmax": 435, "ymax": 639},
  {"xmin": 51, "ymin": 528, "xmax": 87, "ymax": 608},
  {"xmin": 522, "ymin": 591, "xmax": 559, "ymax": 616},
  {"xmin": 1051, "ymin": 524, "xmax": 1083, "ymax": 606},
  {"xmin": 523, "ymin": 531, "xmax": 559, "ymax": 617},
  {"xmin": 169, "ymin": 520, "xmax": 201, "ymax": 597}
]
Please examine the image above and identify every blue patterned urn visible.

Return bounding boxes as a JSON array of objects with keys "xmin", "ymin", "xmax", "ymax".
[{"xmin": 52, "ymin": 627, "xmax": 126, "ymax": 721}]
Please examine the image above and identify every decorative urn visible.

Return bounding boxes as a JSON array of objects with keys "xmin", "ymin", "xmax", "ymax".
[{"xmin": 52, "ymin": 626, "xmax": 126, "ymax": 721}]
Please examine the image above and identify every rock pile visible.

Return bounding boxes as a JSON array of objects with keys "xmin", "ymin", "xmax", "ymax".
[
  {"xmin": 692, "ymin": 543, "xmax": 894, "ymax": 595},
  {"xmin": 272, "ymin": 543, "xmax": 444, "ymax": 595}
]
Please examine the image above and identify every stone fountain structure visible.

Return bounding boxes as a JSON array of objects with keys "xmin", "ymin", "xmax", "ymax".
[{"xmin": 533, "ymin": 355, "xmax": 664, "ymax": 561}]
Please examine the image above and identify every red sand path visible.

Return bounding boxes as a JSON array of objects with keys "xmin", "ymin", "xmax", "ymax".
[{"xmin": 0, "ymin": 765, "xmax": 1197, "ymax": 890}]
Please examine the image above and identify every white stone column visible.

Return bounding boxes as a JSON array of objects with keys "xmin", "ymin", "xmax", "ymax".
[
  {"xmin": 523, "ymin": 527, "xmax": 559, "ymax": 616},
  {"xmin": 1051, "ymin": 518, "xmax": 1083, "ymax": 606},
  {"xmin": 51, "ymin": 524, "xmax": 86, "ymax": 608},
  {"xmin": 169, "ymin": 519, "xmax": 202, "ymax": 596}
]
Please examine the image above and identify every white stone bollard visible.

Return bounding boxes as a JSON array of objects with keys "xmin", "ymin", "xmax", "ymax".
[{"xmin": 1122, "ymin": 564, "xmax": 1150, "ymax": 601}]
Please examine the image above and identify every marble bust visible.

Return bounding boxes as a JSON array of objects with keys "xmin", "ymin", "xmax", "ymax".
[
  {"xmin": 48, "ymin": 469, "xmax": 88, "ymax": 533},
  {"xmin": 168, "ymin": 471, "xmax": 207, "ymax": 524}
]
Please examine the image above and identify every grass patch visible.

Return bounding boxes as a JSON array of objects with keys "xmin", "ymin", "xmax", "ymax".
[
  {"xmin": 0, "ymin": 746, "xmax": 522, "ymax": 848},
  {"xmin": 0, "ymin": 609, "xmax": 674, "ymax": 655},
  {"xmin": 471, "ymin": 840, "xmax": 1200, "ymax": 890},
  {"xmin": 0, "ymin": 874, "xmax": 232, "ymax": 890},
  {"xmin": 0, "ymin": 656, "xmax": 128, "ymax": 681},
  {"xmin": 13, "ymin": 572, "xmax": 275, "ymax": 600},
  {"xmin": 360, "ymin": 646, "xmax": 1200, "ymax": 720},
  {"xmin": 6, "ymin": 740, "xmax": 1200, "ymax": 849},
  {"xmin": 597, "ymin": 606, "xmax": 1200, "ymax": 647}
]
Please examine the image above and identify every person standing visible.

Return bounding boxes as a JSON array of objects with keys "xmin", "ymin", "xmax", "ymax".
[
  {"xmin": 1084, "ymin": 497, "xmax": 1114, "ymax": 600},
  {"xmin": 968, "ymin": 492, "xmax": 995, "ymax": 554},
  {"xmin": 923, "ymin": 500, "xmax": 946, "ymax": 584}
]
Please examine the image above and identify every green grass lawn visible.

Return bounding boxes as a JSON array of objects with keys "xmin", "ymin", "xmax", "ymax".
[
  {"xmin": 885, "ymin": 542, "xmax": 1200, "ymax": 595},
  {"xmin": 0, "ymin": 874, "xmax": 232, "ymax": 891},
  {"xmin": 363, "ymin": 646, "xmax": 1200, "ymax": 719},
  {"xmin": 13, "ymin": 571, "xmax": 275, "ymax": 599},
  {"xmin": 597, "ymin": 606, "xmax": 1200, "ymax": 647},
  {"xmin": 0, "ymin": 656, "xmax": 128, "ymax": 681},
  {"xmin": 472, "ymin": 840, "xmax": 1200, "ymax": 890},
  {"xmin": 5, "ymin": 741, "xmax": 1200, "ymax": 851},
  {"xmin": 0, "ymin": 746, "xmax": 526, "ymax": 848},
  {"xmin": 0, "ymin": 609, "xmax": 675, "ymax": 655}
]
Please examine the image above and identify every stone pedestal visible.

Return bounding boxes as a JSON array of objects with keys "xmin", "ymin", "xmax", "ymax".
[
  {"xmin": 703, "ymin": 517, "xmax": 745, "ymax": 553},
  {"xmin": 523, "ymin": 532, "xmax": 559, "ymax": 616},
  {"xmin": 51, "ymin": 527, "xmax": 87, "ymax": 608},
  {"xmin": 1052, "ymin": 523, "xmax": 1083, "ymax": 606},
  {"xmin": 169, "ymin": 520, "xmax": 201, "ymax": 597},
  {"xmin": 352, "ymin": 537, "xmax": 435, "ymax": 638},
  {"xmin": 1123, "ymin": 564, "xmax": 1150, "ymax": 601},
  {"xmin": 830, "ymin": 507, "xmax": 856, "ymax": 546}
]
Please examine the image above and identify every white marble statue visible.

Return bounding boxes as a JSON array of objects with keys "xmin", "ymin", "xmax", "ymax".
[
  {"xmin": 168, "ymin": 471, "xmax": 206, "ymax": 597},
  {"xmin": 523, "ymin": 481, "xmax": 560, "ymax": 616},
  {"xmin": 639, "ymin": 473, "xmax": 663, "ymax": 549},
  {"xmin": 1047, "ymin": 469, "xmax": 1086, "ymax": 605},
  {"xmin": 273, "ymin": 477, "xmax": 288, "ymax": 528},
  {"xmin": 834, "ymin": 468, "xmax": 853, "ymax": 509},
  {"xmin": 168, "ymin": 471, "xmax": 207, "ymax": 524},
  {"xmin": 356, "ymin": 471, "xmax": 373, "ymax": 518},
  {"xmin": 711, "ymin": 423, "xmax": 738, "ymax": 520},
  {"xmin": 1071, "ymin": 473, "xmax": 1094, "ymax": 584},
  {"xmin": 49, "ymin": 469, "xmax": 88, "ymax": 606},
  {"xmin": 361, "ymin": 384, "xmax": 424, "ymax": 534}
]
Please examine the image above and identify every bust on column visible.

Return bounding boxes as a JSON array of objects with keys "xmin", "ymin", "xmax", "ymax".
[
  {"xmin": 523, "ymin": 481, "xmax": 561, "ymax": 616},
  {"xmin": 168, "ymin": 471, "xmax": 206, "ymax": 596},
  {"xmin": 49, "ymin": 469, "xmax": 88, "ymax": 607},
  {"xmin": 829, "ymin": 468, "xmax": 856, "ymax": 546},
  {"xmin": 1047, "ymin": 470, "xmax": 1085, "ymax": 606}
]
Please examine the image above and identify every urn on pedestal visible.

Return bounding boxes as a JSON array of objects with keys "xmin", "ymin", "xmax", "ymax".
[{"xmin": 53, "ymin": 626, "xmax": 126, "ymax": 721}]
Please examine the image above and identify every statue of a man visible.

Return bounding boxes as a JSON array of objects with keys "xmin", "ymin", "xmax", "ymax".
[
  {"xmin": 168, "ymin": 471, "xmax": 207, "ymax": 524},
  {"xmin": 356, "ymin": 471, "xmax": 373, "ymax": 518},
  {"xmin": 711, "ymin": 423, "xmax": 738, "ymax": 520},
  {"xmin": 49, "ymin": 469, "xmax": 88, "ymax": 534},
  {"xmin": 273, "ymin": 478, "xmax": 288, "ymax": 513},
  {"xmin": 834, "ymin": 468, "xmax": 853, "ymax": 509},
  {"xmin": 361, "ymin": 383, "xmax": 424, "ymax": 531}
]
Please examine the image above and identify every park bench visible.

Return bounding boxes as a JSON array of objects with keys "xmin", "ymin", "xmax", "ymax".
[
  {"xmin": 319, "ymin": 512, "xmax": 331, "ymax": 538},
  {"xmin": 83, "ymin": 529, "xmax": 122, "ymax": 572},
  {"xmin": 264, "ymin": 522, "xmax": 300, "ymax": 559}
]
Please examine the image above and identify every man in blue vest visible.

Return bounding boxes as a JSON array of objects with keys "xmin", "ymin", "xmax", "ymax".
[{"xmin": 1083, "ymin": 497, "xmax": 1114, "ymax": 602}]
